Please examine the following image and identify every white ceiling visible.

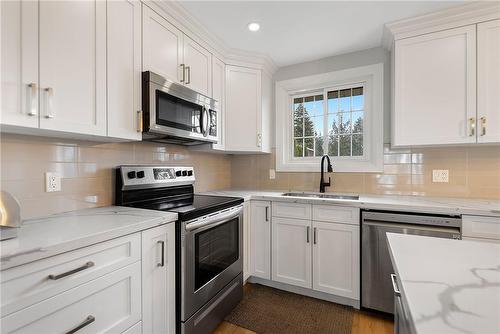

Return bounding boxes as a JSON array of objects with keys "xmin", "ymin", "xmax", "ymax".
[{"xmin": 179, "ymin": 1, "xmax": 465, "ymax": 67}]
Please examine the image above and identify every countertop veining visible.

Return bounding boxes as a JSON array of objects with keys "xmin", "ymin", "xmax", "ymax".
[
  {"xmin": 387, "ymin": 233, "xmax": 500, "ymax": 334},
  {"xmin": 201, "ymin": 190, "xmax": 500, "ymax": 217},
  {"xmin": 0, "ymin": 206, "xmax": 178, "ymax": 270}
]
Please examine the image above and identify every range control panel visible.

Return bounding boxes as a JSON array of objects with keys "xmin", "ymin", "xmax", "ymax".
[{"xmin": 119, "ymin": 166, "xmax": 195, "ymax": 189}]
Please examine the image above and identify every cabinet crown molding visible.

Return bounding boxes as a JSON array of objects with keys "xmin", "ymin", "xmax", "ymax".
[{"xmin": 382, "ymin": 2, "xmax": 500, "ymax": 50}]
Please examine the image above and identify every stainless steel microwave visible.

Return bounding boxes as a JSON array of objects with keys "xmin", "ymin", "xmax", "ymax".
[{"xmin": 142, "ymin": 71, "xmax": 218, "ymax": 145}]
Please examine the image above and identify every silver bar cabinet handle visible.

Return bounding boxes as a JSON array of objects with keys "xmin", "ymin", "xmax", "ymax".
[
  {"xmin": 137, "ymin": 110, "xmax": 143, "ymax": 132},
  {"xmin": 157, "ymin": 240, "xmax": 165, "ymax": 267},
  {"xmin": 391, "ymin": 273, "xmax": 401, "ymax": 296},
  {"xmin": 180, "ymin": 64, "xmax": 185, "ymax": 83},
  {"xmin": 44, "ymin": 87, "xmax": 54, "ymax": 118},
  {"xmin": 480, "ymin": 116, "xmax": 486, "ymax": 136},
  {"xmin": 27, "ymin": 83, "xmax": 37, "ymax": 116},
  {"xmin": 313, "ymin": 227, "xmax": 317, "ymax": 244},
  {"xmin": 48, "ymin": 261, "xmax": 94, "ymax": 280},
  {"xmin": 468, "ymin": 117, "xmax": 475, "ymax": 136},
  {"xmin": 306, "ymin": 226, "xmax": 310, "ymax": 243},
  {"xmin": 185, "ymin": 66, "xmax": 191, "ymax": 84},
  {"xmin": 265, "ymin": 206, "xmax": 269, "ymax": 222},
  {"xmin": 65, "ymin": 315, "xmax": 95, "ymax": 334}
]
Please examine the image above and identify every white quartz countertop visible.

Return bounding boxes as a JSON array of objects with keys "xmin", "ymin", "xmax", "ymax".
[
  {"xmin": 201, "ymin": 190, "xmax": 500, "ymax": 217},
  {"xmin": 387, "ymin": 233, "xmax": 500, "ymax": 334},
  {"xmin": 0, "ymin": 206, "xmax": 178, "ymax": 270}
]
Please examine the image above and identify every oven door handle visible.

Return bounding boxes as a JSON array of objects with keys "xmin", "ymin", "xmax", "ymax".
[{"xmin": 185, "ymin": 206, "xmax": 243, "ymax": 232}]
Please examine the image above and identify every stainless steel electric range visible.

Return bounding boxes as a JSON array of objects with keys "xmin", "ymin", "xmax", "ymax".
[{"xmin": 115, "ymin": 165, "xmax": 244, "ymax": 334}]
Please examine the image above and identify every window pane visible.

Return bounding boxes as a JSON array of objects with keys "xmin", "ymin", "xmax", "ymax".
[
  {"xmin": 294, "ymin": 97, "xmax": 303, "ymax": 104},
  {"xmin": 294, "ymin": 139, "xmax": 303, "ymax": 157},
  {"xmin": 352, "ymin": 89, "xmax": 364, "ymax": 111},
  {"xmin": 339, "ymin": 135, "xmax": 351, "ymax": 156},
  {"xmin": 304, "ymin": 138, "xmax": 314, "ymax": 157},
  {"xmin": 303, "ymin": 95, "xmax": 323, "ymax": 118},
  {"xmin": 338, "ymin": 112, "xmax": 351, "ymax": 134},
  {"xmin": 315, "ymin": 135, "xmax": 324, "ymax": 156},
  {"xmin": 328, "ymin": 113, "xmax": 339, "ymax": 135},
  {"xmin": 294, "ymin": 116, "xmax": 303, "ymax": 137},
  {"xmin": 305, "ymin": 115, "xmax": 323, "ymax": 137},
  {"xmin": 294, "ymin": 101, "xmax": 304, "ymax": 117},
  {"xmin": 339, "ymin": 89, "xmax": 351, "ymax": 112},
  {"xmin": 352, "ymin": 134, "xmax": 363, "ymax": 156},
  {"xmin": 327, "ymin": 90, "xmax": 339, "ymax": 113},
  {"xmin": 328, "ymin": 135, "xmax": 338, "ymax": 156},
  {"xmin": 352, "ymin": 111, "xmax": 363, "ymax": 133}
]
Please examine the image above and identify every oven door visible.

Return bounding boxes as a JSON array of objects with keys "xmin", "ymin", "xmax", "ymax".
[{"xmin": 181, "ymin": 205, "xmax": 243, "ymax": 321}]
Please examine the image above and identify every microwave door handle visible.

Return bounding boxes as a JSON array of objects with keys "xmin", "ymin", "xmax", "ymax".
[{"xmin": 202, "ymin": 107, "xmax": 209, "ymax": 137}]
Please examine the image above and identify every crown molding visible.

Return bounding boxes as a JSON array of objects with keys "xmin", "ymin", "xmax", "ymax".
[
  {"xmin": 382, "ymin": 2, "xmax": 500, "ymax": 50},
  {"xmin": 148, "ymin": 0, "xmax": 278, "ymax": 75}
]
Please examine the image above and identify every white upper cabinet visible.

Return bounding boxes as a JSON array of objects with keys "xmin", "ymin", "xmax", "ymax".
[
  {"xmin": 142, "ymin": 5, "xmax": 183, "ymax": 84},
  {"xmin": 225, "ymin": 66, "xmax": 263, "ymax": 152},
  {"xmin": 393, "ymin": 25, "xmax": 477, "ymax": 146},
  {"xmin": 107, "ymin": 0, "xmax": 142, "ymax": 140},
  {"xmin": 1, "ymin": 0, "xmax": 38, "ymax": 129},
  {"xmin": 212, "ymin": 56, "xmax": 226, "ymax": 150},
  {"xmin": 38, "ymin": 0, "xmax": 106, "ymax": 136},
  {"xmin": 183, "ymin": 36, "xmax": 212, "ymax": 96},
  {"xmin": 477, "ymin": 19, "xmax": 500, "ymax": 143}
]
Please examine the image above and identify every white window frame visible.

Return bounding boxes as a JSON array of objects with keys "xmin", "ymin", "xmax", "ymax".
[{"xmin": 275, "ymin": 63, "xmax": 384, "ymax": 172}]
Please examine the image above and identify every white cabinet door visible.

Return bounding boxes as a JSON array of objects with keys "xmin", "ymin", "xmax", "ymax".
[
  {"xmin": 38, "ymin": 0, "xmax": 106, "ymax": 136},
  {"xmin": 225, "ymin": 66, "xmax": 262, "ymax": 151},
  {"xmin": 250, "ymin": 200, "xmax": 271, "ymax": 279},
  {"xmin": 183, "ymin": 36, "xmax": 212, "ymax": 96},
  {"xmin": 142, "ymin": 224, "xmax": 176, "ymax": 334},
  {"xmin": 107, "ymin": 0, "xmax": 142, "ymax": 140},
  {"xmin": 243, "ymin": 201, "xmax": 251, "ymax": 281},
  {"xmin": 212, "ymin": 56, "xmax": 225, "ymax": 150},
  {"xmin": 0, "ymin": 0, "xmax": 38, "ymax": 128},
  {"xmin": 142, "ymin": 4, "xmax": 183, "ymax": 84},
  {"xmin": 477, "ymin": 19, "xmax": 500, "ymax": 143},
  {"xmin": 272, "ymin": 217, "xmax": 312, "ymax": 288},
  {"xmin": 393, "ymin": 25, "xmax": 476, "ymax": 146},
  {"xmin": 312, "ymin": 221, "xmax": 359, "ymax": 299}
]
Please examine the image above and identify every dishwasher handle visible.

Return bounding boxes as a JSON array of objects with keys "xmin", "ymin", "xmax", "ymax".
[{"xmin": 362, "ymin": 219, "xmax": 461, "ymax": 236}]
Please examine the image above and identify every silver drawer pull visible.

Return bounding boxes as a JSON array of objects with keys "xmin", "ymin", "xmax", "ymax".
[
  {"xmin": 157, "ymin": 240, "xmax": 165, "ymax": 267},
  {"xmin": 44, "ymin": 87, "xmax": 54, "ymax": 119},
  {"xmin": 27, "ymin": 83, "xmax": 37, "ymax": 116},
  {"xmin": 65, "ymin": 315, "xmax": 95, "ymax": 334},
  {"xmin": 48, "ymin": 261, "xmax": 94, "ymax": 280},
  {"xmin": 391, "ymin": 273, "xmax": 401, "ymax": 296}
]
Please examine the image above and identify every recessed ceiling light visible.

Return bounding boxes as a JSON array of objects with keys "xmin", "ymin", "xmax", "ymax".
[{"xmin": 248, "ymin": 22, "xmax": 260, "ymax": 32}]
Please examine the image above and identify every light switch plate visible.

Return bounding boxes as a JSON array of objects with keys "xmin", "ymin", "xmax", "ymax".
[
  {"xmin": 269, "ymin": 169, "xmax": 276, "ymax": 180},
  {"xmin": 432, "ymin": 169, "xmax": 449, "ymax": 183},
  {"xmin": 45, "ymin": 172, "xmax": 61, "ymax": 192}
]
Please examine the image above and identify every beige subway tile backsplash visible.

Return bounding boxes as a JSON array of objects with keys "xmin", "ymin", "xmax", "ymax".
[
  {"xmin": 1, "ymin": 134, "xmax": 231, "ymax": 220},
  {"xmin": 230, "ymin": 144, "xmax": 500, "ymax": 200}
]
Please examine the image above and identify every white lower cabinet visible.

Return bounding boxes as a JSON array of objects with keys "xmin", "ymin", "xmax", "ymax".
[
  {"xmin": 250, "ymin": 200, "xmax": 271, "ymax": 279},
  {"xmin": 1, "ymin": 262, "xmax": 141, "ymax": 334},
  {"xmin": 243, "ymin": 201, "xmax": 251, "ymax": 281},
  {"xmin": 312, "ymin": 221, "xmax": 360, "ymax": 299},
  {"xmin": 272, "ymin": 217, "xmax": 312, "ymax": 288},
  {"xmin": 141, "ymin": 224, "xmax": 176, "ymax": 334}
]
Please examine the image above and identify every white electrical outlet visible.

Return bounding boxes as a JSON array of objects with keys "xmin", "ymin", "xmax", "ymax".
[
  {"xmin": 269, "ymin": 169, "xmax": 276, "ymax": 180},
  {"xmin": 432, "ymin": 169, "xmax": 449, "ymax": 183},
  {"xmin": 45, "ymin": 172, "xmax": 61, "ymax": 192}
]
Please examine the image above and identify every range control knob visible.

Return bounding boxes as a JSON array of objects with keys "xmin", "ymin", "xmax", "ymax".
[
  {"xmin": 187, "ymin": 170, "xmax": 193, "ymax": 176},
  {"xmin": 127, "ymin": 171, "xmax": 136, "ymax": 179},
  {"xmin": 175, "ymin": 170, "xmax": 182, "ymax": 177},
  {"xmin": 182, "ymin": 170, "xmax": 188, "ymax": 176},
  {"xmin": 137, "ymin": 171, "xmax": 145, "ymax": 178}
]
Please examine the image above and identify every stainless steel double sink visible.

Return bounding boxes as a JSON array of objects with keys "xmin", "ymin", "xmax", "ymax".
[{"xmin": 281, "ymin": 192, "xmax": 360, "ymax": 200}]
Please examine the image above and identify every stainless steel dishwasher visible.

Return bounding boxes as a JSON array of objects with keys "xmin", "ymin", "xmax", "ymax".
[{"xmin": 361, "ymin": 210, "xmax": 461, "ymax": 314}]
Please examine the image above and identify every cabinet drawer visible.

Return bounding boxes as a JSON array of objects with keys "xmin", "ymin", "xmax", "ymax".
[
  {"xmin": 1, "ymin": 234, "xmax": 140, "ymax": 317},
  {"xmin": 1, "ymin": 262, "xmax": 141, "ymax": 334},
  {"xmin": 272, "ymin": 202, "xmax": 311, "ymax": 220},
  {"xmin": 462, "ymin": 215, "xmax": 500, "ymax": 240},
  {"xmin": 313, "ymin": 205, "xmax": 360, "ymax": 225}
]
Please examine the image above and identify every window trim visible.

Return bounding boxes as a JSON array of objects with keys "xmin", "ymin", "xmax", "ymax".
[{"xmin": 275, "ymin": 63, "xmax": 384, "ymax": 173}]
